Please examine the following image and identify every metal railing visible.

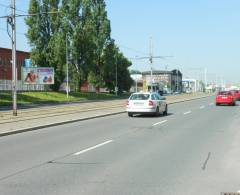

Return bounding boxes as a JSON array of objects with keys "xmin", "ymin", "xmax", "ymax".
[{"xmin": 0, "ymin": 80, "xmax": 44, "ymax": 91}]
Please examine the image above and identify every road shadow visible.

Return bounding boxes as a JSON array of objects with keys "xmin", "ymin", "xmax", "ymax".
[{"xmin": 132, "ymin": 112, "xmax": 174, "ymax": 118}]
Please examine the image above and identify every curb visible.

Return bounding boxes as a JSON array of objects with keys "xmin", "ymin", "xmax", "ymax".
[
  {"xmin": 0, "ymin": 95, "xmax": 213, "ymax": 137},
  {"xmin": 0, "ymin": 111, "xmax": 126, "ymax": 137}
]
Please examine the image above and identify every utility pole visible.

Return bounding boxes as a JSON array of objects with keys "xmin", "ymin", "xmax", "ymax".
[
  {"xmin": 134, "ymin": 37, "xmax": 173, "ymax": 92},
  {"xmin": 204, "ymin": 68, "xmax": 207, "ymax": 87},
  {"xmin": 11, "ymin": 0, "xmax": 17, "ymax": 116},
  {"xmin": 115, "ymin": 56, "xmax": 118, "ymax": 96},
  {"xmin": 66, "ymin": 34, "xmax": 69, "ymax": 99},
  {"xmin": 135, "ymin": 78, "xmax": 138, "ymax": 92},
  {"xmin": 176, "ymin": 70, "xmax": 179, "ymax": 92},
  {"xmin": 149, "ymin": 37, "xmax": 153, "ymax": 92}
]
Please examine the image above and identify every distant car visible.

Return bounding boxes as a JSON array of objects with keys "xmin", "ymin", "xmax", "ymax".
[
  {"xmin": 215, "ymin": 91, "xmax": 236, "ymax": 106},
  {"xmin": 230, "ymin": 90, "xmax": 240, "ymax": 101},
  {"xmin": 126, "ymin": 92, "xmax": 168, "ymax": 117}
]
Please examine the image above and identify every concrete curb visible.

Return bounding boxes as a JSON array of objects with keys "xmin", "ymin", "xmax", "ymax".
[
  {"xmin": 0, "ymin": 111, "xmax": 126, "ymax": 137},
  {"xmin": 0, "ymin": 94, "xmax": 213, "ymax": 137}
]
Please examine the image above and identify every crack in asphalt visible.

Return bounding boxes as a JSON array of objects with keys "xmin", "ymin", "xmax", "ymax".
[{"xmin": 202, "ymin": 152, "xmax": 211, "ymax": 170}]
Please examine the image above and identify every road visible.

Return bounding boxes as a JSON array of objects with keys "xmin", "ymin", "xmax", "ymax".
[{"xmin": 0, "ymin": 96, "xmax": 240, "ymax": 195}]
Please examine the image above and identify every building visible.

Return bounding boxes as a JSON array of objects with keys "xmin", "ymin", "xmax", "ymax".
[
  {"xmin": 0, "ymin": 47, "xmax": 29, "ymax": 81},
  {"xmin": 182, "ymin": 78, "xmax": 204, "ymax": 93},
  {"xmin": 130, "ymin": 74, "xmax": 143, "ymax": 92},
  {"xmin": 142, "ymin": 69, "xmax": 182, "ymax": 92},
  {"xmin": 0, "ymin": 47, "xmax": 43, "ymax": 91}
]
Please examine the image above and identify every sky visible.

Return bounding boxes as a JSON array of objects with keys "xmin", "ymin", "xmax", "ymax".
[{"xmin": 1, "ymin": 0, "xmax": 240, "ymax": 84}]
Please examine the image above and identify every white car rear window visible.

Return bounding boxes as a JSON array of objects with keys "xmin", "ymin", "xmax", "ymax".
[{"xmin": 130, "ymin": 94, "xmax": 150, "ymax": 100}]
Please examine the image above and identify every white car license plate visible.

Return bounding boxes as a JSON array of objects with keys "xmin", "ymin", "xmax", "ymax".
[{"xmin": 134, "ymin": 102, "xmax": 144, "ymax": 106}]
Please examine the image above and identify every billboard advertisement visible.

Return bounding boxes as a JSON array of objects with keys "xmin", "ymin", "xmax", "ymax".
[{"xmin": 22, "ymin": 67, "xmax": 54, "ymax": 85}]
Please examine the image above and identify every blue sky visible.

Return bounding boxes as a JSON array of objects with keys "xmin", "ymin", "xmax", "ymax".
[{"xmin": 1, "ymin": 0, "xmax": 240, "ymax": 84}]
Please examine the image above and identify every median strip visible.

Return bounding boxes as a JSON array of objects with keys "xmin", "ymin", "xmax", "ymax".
[{"xmin": 73, "ymin": 140, "xmax": 114, "ymax": 156}]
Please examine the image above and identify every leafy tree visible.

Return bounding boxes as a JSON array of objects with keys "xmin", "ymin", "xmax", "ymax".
[
  {"xmin": 89, "ymin": 0, "xmax": 111, "ymax": 91},
  {"xmin": 129, "ymin": 69, "xmax": 142, "ymax": 75},
  {"xmin": 26, "ymin": 0, "xmax": 132, "ymax": 93},
  {"xmin": 102, "ymin": 40, "xmax": 133, "ymax": 93},
  {"xmin": 25, "ymin": 0, "xmax": 64, "ymax": 90}
]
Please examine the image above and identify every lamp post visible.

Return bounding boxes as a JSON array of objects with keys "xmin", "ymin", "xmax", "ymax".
[
  {"xmin": 66, "ymin": 34, "xmax": 69, "ymax": 98},
  {"xmin": 115, "ymin": 56, "xmax": 118, "ymax": 96},
  {"xmin": 11, "ymin": 0, "xmax": 17, "ymax": 116}
]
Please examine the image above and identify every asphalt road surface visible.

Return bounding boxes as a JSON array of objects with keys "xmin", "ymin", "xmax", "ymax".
[{"xmin": 1, "ymin": 96, "xmax": 240, "ymax": 195}]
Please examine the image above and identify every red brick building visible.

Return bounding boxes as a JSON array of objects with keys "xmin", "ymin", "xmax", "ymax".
[{"xmin": 0, "ymin": 47, "xmax": 30, "ymax": 80}]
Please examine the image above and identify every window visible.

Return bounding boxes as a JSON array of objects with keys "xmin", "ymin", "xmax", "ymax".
[{"xmin": 130, "ymin": 94, "xmax": 150, "ymax": 100}]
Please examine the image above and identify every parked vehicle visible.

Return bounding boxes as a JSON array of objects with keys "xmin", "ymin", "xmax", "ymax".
[
  {"xmin": 126, "ymin": 92, "xmax": 168, "ymax": 117},
  {"xmin": 215, "ymin": 91, "xmax": 236, "ymax": 106}
]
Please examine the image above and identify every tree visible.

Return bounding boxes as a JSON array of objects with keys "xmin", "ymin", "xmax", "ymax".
[
  {"xmin": 129, "ymin": 69, "xmax": 142, "ymax": 75},
  {"xmin": 89, "ymin": 0, "xmax": 111, "ymax": 91},
  {"xmin": 25, "ymin": 0, "xmax": 65, "ymax": 90},
  {"xmin": 61, "ymin": 0, "xmax": 96, "ymax": 91},
  {"xmin": 102, "ymin": 40, "xmax": 133, "ymax": 93},
  {"xmin": 26, "ymin": 0, "xmax": 132, "ymax": 93}
]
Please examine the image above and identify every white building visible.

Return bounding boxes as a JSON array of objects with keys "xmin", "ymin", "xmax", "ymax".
[{"xmin": 182, "ymin": 78, "xmax": 203, "ymax": 93}]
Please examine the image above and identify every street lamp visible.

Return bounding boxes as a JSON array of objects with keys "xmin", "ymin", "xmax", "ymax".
[
  {"xmin": 115, "ymin": 55, "xmax": 118, "ymax": 96},
  {"xmin": 66, "ymin": 33, "xmax": 69, "ymax": 98}
]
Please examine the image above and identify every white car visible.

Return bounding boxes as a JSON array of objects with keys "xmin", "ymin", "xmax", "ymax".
[{"xmin": 126, "ymin": 92, "xmax": 168, "ymax": 117}]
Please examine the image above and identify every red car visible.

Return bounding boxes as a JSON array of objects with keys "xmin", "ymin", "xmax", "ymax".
[
  {"xmin": 230, "ymin": 90, "xmax": 240, "ymax": 101},
  {"xmin": 216, "ymin": 91, "xmax": 236, "ymax": 106}
]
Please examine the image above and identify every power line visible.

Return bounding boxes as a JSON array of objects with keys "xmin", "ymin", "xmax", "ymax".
[
  {"xmin": 0, "ymin": 27, "xmax": 25, "ymax": 35},
  {"xmin": 0, "ymin": 3, "xmax": 27, "ymax": 14},
  {"xmin": 118, "ymin": 44, "xmax": 148, "ymax": 56},
  {"xmin": 0, "ymin": 3, "xmax": 8, "ymax": 8}
]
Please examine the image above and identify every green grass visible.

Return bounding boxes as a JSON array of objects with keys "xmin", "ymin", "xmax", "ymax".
[{"xmin": 0, "ymin": 91, "xmax": 130, "ymax": 106}]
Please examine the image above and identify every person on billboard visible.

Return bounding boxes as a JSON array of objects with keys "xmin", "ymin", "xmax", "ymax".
[
  {"xmin": 43, "ymin": 75, "xmax": 52, "ymax": 83},
  {"xmin": 24, "ymin": 70, "xmax": 38, "ymax": 83}
]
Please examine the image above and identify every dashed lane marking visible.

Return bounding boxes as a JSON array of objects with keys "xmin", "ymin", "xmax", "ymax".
[
  {"xmin": 152, "ymin": 120, "xmax": 168, "ymax": 126},
  {"xmin": 183, "ymin": 111, "xmax": 192, "ymax": 115},
  {"xmin": 73, "ymin": 140, "xmax": 114, "ymax": 156}
]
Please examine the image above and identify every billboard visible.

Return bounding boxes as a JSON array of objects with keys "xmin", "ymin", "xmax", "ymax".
[{"xmin": 22, "ymin": 67, "xmax": 54, "ymax": 85}]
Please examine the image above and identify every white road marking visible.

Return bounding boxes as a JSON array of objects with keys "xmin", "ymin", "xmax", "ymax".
[
  {"xmin": 152, "ymin": 120, "xmax": 168, "ymax": 126},
  {"xmin": 73, "ymin": 140, "xmax": 114, "ymax": 156},
  {"xmin": 183, "ymin": 111, "xmax": 192, "ymax": 115},
  {"xmin": 200, "ymin": 106, "xmax": 205, "ymax": 109},
  {"xmin": 209, "ymin": 103, "xmax": 214, "ymax": 106}
]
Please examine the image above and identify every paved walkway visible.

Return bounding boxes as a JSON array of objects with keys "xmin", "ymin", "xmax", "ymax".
[{"xmin": 0, "ymin": 93, "xmax": 213, "ymax": 136}]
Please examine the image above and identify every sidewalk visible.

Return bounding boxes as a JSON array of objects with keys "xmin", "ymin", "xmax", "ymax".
[{"xmin": 0, "ymin": 93, "xmax": 213, "ymax": 136}]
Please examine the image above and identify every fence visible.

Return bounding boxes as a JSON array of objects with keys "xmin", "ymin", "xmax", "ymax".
[{"xmin": 0, "ymin": 80, "xmax": 44, "ymax": 91}]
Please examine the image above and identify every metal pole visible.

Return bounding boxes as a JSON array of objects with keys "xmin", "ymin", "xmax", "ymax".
[
  {"xmin": 204, "ymin": 68, "xmax": 207, "ymax": 87},
  {"xmin": 12, "ymin": 0, "xmax": 17, "ymax": 116},
  {"xmin": 150, "ymin": 37, "xmax": 153, "ymax": 92},
  {"xmin": 66, "ymin": 34, "xmax": 69, "ymax": 98},
  {"xmin": 135, "ymin": 78, "xmax": 137, "ymax": 92},
  {"xmin": 115, "ymin": 57, "xmax": 118, "ymax": 96},
  {"xmin": 176, "ymin": 70, "xmax": 179, "ymax": 92}
]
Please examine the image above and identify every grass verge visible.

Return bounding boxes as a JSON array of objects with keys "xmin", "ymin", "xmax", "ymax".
[{"xmin": 0, "ymin": 91, "xmax": 130, "ymax": 106}]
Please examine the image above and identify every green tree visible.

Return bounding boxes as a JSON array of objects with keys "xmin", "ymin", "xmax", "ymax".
[
  {"xmin": 61, "ymin": 0, "xmax": 96, "ymax": 91},
  {"xmin": 102, "ymin": 40, "xmax": 133, "ymax": 93},
  {"xmin": 25, "ymin": 0, "xmax": 64, "ymax": 90},
  {"xmin": 89, "ymin": 0, "xmax": 111, "ymax": 91},
  {"xmin": 129, "ymin": 69, "xmax": 142, "ymax": 75}
]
